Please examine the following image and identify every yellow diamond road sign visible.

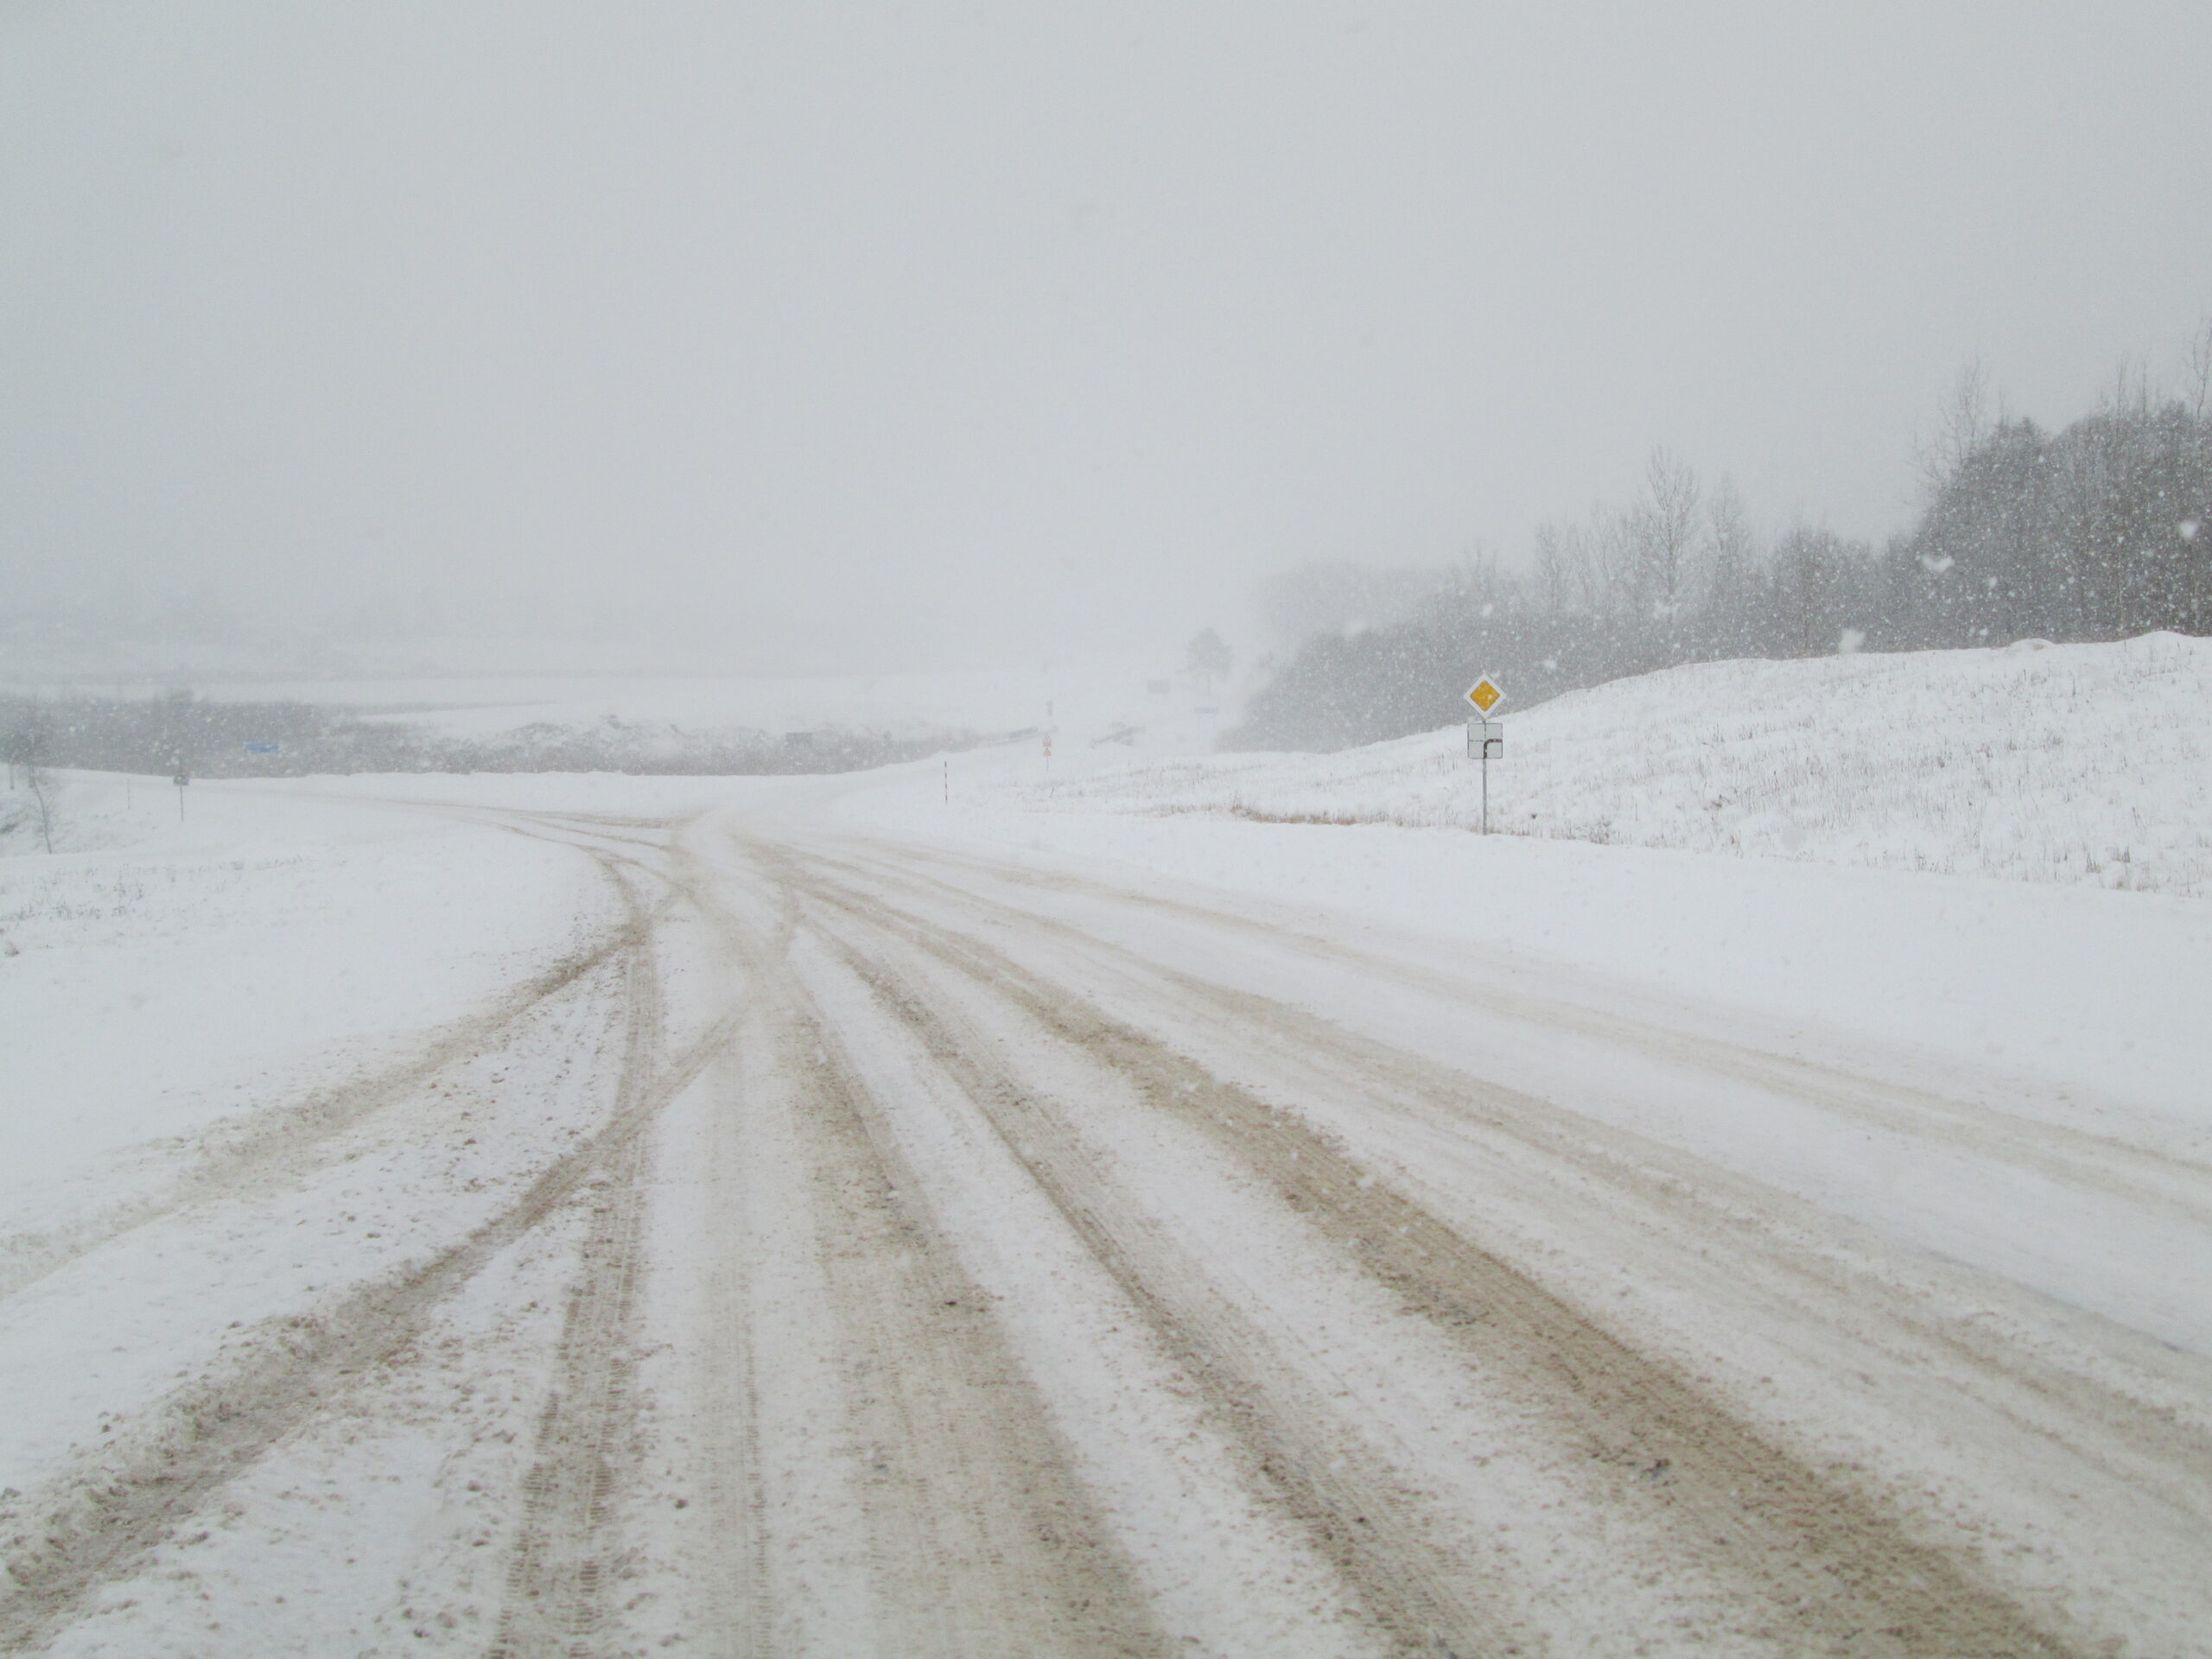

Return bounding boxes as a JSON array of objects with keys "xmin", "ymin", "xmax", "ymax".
[{"xmin": 1465, "ymin": 677, "xmax": 1504, "ymax": 715}]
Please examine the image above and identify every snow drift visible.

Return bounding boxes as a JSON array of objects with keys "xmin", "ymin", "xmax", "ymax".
[{"xmin": 1023, "ymin": 633, "xmax": 2212, "ymax": 897}]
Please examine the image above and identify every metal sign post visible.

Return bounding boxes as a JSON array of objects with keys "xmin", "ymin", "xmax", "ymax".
[
  {"xmin": 1465, "ymin": 720, "xmax": 1504, "ymax": 832},
  {"xmin": 173, "ymin": 768, "xmax": 189, "ymax": 821},
  {"xmin": 1464, "ymin": 677, "xmax": 1506, "ymax": 836}
]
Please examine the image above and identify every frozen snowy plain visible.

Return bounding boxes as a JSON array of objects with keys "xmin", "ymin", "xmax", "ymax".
[{"xmin": 2, "ymin": 641, "xmax": 2209, "ymax": 1656}]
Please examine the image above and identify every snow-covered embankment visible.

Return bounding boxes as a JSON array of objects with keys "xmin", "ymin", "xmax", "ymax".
[{"xmin": 1020, "ymin": 633, "xmax": 2212, "ymax": 897}]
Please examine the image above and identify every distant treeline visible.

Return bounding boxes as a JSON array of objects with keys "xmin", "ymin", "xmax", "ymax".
[
  {"xmin": 0, "ymin": 691, "xmax": 982, "ymax": 777},
  {"xmin": 1230, "ymin": 369, "xmax": 2212, "ymax": 750}
]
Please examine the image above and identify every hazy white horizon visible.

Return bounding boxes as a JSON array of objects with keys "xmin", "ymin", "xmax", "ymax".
[{"xmin": 6, "ymin": 2, "xmax": 2210, "ymax": 673}]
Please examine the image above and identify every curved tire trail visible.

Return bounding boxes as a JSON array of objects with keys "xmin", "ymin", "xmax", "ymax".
[
  {"xmin": 772, "ymin": 840, "xmax": 2081, "ymax": 1659},
  {"xmin": 865, "ymin": 841, "xmax": 2212, "ymax": 1225},
  {"xmin": 487, "ymin": 917, "xmax": 668, "ymax": 1659},
  {"xmin": 802, "ymin": 839, "xmax": 2212, "ymax": 1502},
  {"xmin": 0, "ymin": 861, "xmax": 720, "ymax": 1655},
  {"xmin": 0, "ymin": 852, "xmax": 660, "ymax": 1306}
]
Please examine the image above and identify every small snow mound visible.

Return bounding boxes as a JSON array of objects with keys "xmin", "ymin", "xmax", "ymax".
[{"xmin": 2005, "ymin": 638, "xmax": 2055, "ymax": 653}]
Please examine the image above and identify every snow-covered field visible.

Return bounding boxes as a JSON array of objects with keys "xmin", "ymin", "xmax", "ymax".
[
  {"xmin": 3, "ymin": 639, "xmax": 2209, "ymax": 1656},
  {"xmin": 2, "ymin": 655, "xmax": 1236, "ymax": 786},
  {"xmin": 1022, "ymin": 632, "xmax": 2212, "ymax": 896},
  {"xmin": 12, "ymin": 653, "xmax": 1230, "ymax": 749}
]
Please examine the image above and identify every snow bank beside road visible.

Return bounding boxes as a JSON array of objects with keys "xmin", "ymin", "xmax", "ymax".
[{"xmin": 1021, "ymin": 632, "xmax": 2212, "ymax": 897}]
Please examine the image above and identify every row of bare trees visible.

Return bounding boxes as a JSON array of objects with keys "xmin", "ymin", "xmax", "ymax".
[
  {"xmin": 1232, "ymin": 333, "xmax": 2212, "ymax": 750},
  {"xmin": 1526, "ymin": 450, "xmax": 1764, "ymax": 644}
]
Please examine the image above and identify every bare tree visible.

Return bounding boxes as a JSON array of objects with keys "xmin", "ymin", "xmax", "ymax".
[
  {"xmin": 2181, "ymin": 315, "xmax": 2212, "ymax": 421},
  {"xmin": 1570, "ymin": 499, "xmax": 1641, "ymax": 619},
  {"xmin": 1773, "ymin": 525, "xmax": 1838, "ymax": 656},
  {"xmin": 1541, "ymin": 514, "xmax": 1608, "ymax": 616},
  {"xmin": 2102, "ymin": 354, "xmax": 2157, "ymax": 417},
  {"xmin": 1633, "ymin": 447, "xmax": 1702, "ymax": 618},
  {"xmin": 25, "ymin": 766, "xmax": 56, "ymax": 853},
  {"xmin": 3, "ymin": 704, "xmax": 58, "ymax": 852},
  {"xmin": 1702, "ymin": 474, "xmax": 1759, "ymax": 647},
  {"xmin": 1916, "ymin": 358, "xmax": 1995, "ymax": 493},
  {"xmin": 1531, "ymin": 523, "xmax": 1573, "ymax": 614},
  {"xmin": 1183, "ymin": 627, "xmax": 1233, "ymax": 688}
]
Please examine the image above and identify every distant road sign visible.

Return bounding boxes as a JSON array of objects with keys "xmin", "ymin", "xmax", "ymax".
[
  {"xmin": 243, "ymin": 742, "xmax": 280, "ymax": 755},
  {"xmin": 1465, "ymin": 677, "xmax": 1504, "ymax": 715},
  {"xmin": 1466, "ymin": 719, "xmax": 1503, "ymax": 760}
]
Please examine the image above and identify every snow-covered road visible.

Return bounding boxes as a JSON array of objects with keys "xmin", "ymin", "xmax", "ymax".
[{"xmin": 3, "ymin": 783, "xmax": 2208, "ymax": 1656}]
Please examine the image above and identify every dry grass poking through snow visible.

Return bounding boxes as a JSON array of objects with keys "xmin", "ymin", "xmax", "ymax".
[{"xmin": 1027, "ymin": 632, "xmax": 2212, "ymax": 897}]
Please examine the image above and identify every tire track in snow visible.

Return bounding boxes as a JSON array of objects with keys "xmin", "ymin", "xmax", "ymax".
[
  {"xmin": 783, "ymin": 849, "xmax": 2080, "ymax": 1659},
  {"xmin": 0, "ymin": 853, "xmax": 660, "ymax": 1306},
  {"xmin": 0, "ymin": 948, "xmax": 731, "ymax": 1656},
  {"xmin": 804, "ymin": 841, "xmax": 2212, "ymax": 1512},
  {"xmin": 656, "ymin": 841, "xmax": 1171, "ymax": 1659},
  {"xmin": 873, "ymin": 841, "xmax": 2212, "ymax": 1227},
  {"xmin": 795, "ymin": 906, "xmax": 1515, "ymax": 1659},
  {"xmin": 486, "ymin": 921, "xmax": 666, "ymax": 1659}
]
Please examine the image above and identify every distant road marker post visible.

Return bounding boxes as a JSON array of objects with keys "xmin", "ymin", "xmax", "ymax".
[{"xmin": 1465, "ymin": 678, "xmax": 1505, "ymax": 834}]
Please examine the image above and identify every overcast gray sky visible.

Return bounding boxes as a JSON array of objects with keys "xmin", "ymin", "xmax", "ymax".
[{"xmin": 5, "ymin": 2, "xmax": 2210, "ymax": 671}]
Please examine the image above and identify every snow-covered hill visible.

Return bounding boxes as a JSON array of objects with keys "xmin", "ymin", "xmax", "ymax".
[{"xmin": 1018, "ymin": 632, "xmax": 2212, "ymax": 897}]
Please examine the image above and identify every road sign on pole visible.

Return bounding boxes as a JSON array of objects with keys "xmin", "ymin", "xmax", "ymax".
[{"xmin": 1464, "ymin": 675, "xmax": 1504, "ymax": 835}]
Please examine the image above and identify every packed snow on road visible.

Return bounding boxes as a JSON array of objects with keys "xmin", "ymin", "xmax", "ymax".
[{"xmin": 3, "ymin": 642, "xmax": 2209, "ymax": 1657}]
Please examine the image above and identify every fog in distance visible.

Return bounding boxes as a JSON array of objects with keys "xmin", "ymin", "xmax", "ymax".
[{"xmin": 5, "ymin": 3, "xmax": 2209, "ymax": 674}]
